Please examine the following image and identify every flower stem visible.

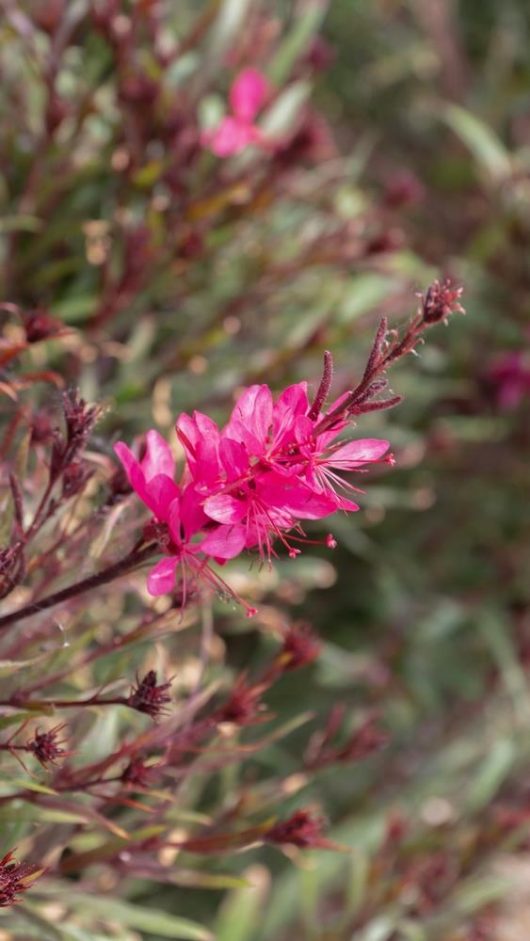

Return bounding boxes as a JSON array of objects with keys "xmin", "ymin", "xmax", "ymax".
[{"xmin": 0, "ymin": 543, "xmax": 157, "ymax": 632}]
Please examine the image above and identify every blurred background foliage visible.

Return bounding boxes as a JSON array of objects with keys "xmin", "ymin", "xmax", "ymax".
[{"xmin": 2, "ymin": 0, "xmax": 530, "ymax": 939}]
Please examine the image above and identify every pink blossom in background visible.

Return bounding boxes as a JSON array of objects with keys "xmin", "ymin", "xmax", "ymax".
[
  {"xmin": 204, "ymin": 68, "xmax": 269, "ymax": 157},
  {"xmin": 485, "ymin": 352, "xmax": 530, "ymax": 411}
]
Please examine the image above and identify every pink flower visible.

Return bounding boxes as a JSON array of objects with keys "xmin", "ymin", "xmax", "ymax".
[
  {"xmin": 202, "ymin": 469, "xmax": 337, "ymax": 561},
  {"xmin": 485, "ymin": 352, "xmax": 530, "ymax": 411},
  {"xmin": 220, "ymin": 382, "xmax": 391, "ymax": 511},
  {"xmin": 113, "ymin": 430, "xmax": 178, "ymax": 522},
  {"xmin": 116, "ymin": 354, "xmax": 393, "ymax": 603},
  {"xmin": 178, "ymin": 396, "xmax": 338, "ymax": 560},
  {"xmin": 204, "ymin": 69, "xmax": 269, "ymax": 157}
]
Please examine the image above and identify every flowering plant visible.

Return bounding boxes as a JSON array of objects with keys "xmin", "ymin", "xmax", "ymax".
[
  {"xmin": 0, "ymin": 2, "xmax": 497, "ymax": 939},
  {"xmin": 0, "ymin": 277, "xmax": 462, "ymax": 939}
]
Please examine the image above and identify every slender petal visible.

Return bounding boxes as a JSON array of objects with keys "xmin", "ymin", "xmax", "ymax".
[
  {"xmin": 147, "ymin": 557, "xmax": 178, "ymax": 596},
  {"xmin": 142, "ymin": 429, "xmax": 175, "ymax": 480},
  {"xmin": 229, "ymin": 69, "xmax": 268, "ymax": 122},
  {"xmin": 201, "ymin": 525, "xmax": 247, "ymax": 560},
  {"xmin": 328, "ymin": 438, "xmax": 390, "ymax": 467}
]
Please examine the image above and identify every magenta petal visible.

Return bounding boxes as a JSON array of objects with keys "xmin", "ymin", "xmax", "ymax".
[
  {"xmin": 178, "ymin": 412, "xmax": 222, "ymax": 489},
  {"xmin": 220, "ymin": 437, "xmax": 249, "ymax": 479},
  {"xmin": 208, "ymin": 117, "xmax": 256, "ymax": 157},
  {"xmin": 203, "ymin": 493, "xmax": 247, "ymax": 524},
  {"xmin": 147, "ymin": 557, "xmax": 178, "ymax": 596},
  {"xmin": 144, "ymin": 474, "xmax": 180, "ymax": 521},
  {"xmin": 293, "ymin": 415, "xmax": 313, "ymax": 444},
  {"xmin": 179, "ymin": 485, "xmax": 208, "ymax": 538},
  {"xmin": 258, "ymin": 473, "xmax": 336, "ymax": 519},
  {"xmin": 176, "ymin": 413, "xmax": 199, "ymax": 457},
  {"xmin": 142, "ymin": 429, "xmax": 175, "ymax": 481},
  {"xmin": 275, "ymin": 382, "xmax": 309, "ymax": 416},
  {"xmin": 334, "ymin": 496, "xmax": 360, "ymax": 512},
  {"xmin": 114, "ymin": 441, "xmax": 151, "ymax": 507},
  {"xmin": 228, "ymin": 384, "xmax": 273, "ymax": 445},
  {"xmin": 229, "ymin": 68, "xmax": 268, "ymax": 122},
  {"xmin": 114, "ymin": 441, "xmax": 139, "ymax": 479},
  {"xmin": 201, "ymin": 525, "xmax": 246, "ymax": 560},
  {"xmin": 330, "ymin": 438, "xmax": 390, "ymax": 467}
]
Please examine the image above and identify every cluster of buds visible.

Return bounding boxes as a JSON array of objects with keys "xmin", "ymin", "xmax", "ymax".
[
  {"xmin": 273, "ymin": 623, "xmax": 322, "ymax": 672},
  {"xmin": 264, "ymin": 808, "xmax": 338, "ymax": 850},
  {"xmin": 305, "ymin": 708, "xmax": 388, "ymax": 770},
  {"xmin": 20, "ymin": 307, "xmax": 66, "ymax": 344},
  {"xmin": 0, "ymin": 542, "xmax": 25, "ymax": 601},
  {"xmin": 49, "ymin": 390, "xmax": 102, "ymax": 486},
  {"xmin": 215, "ymin": 677, "xmax": 269, "ymax": 727},
  {"xmin": 0, "ymin": 850, "xmax": 42, "ymax": 908},
  {"xmin": 126, "ymin": 670, "xmax": 172, "ymax": 719},
  {"xmin": 27, "ymin": 725, "xmax": 70, "ymax": 767},
  {"xmin": 420, "ymin": 279, "xmax": 464, "ymax": 325},
  {"xmin": 0, "ymin": 723, "xmax": 70, "ymax": 769}
]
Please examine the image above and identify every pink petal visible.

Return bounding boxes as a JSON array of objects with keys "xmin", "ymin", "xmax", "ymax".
[
  {"xmin": 329, "ymin": 438, "xmax": 390, "ymax": 468},
  {"xmin": 114, "ymin": 440, "xmax": 178, "ymax": 519},
  {"xmin": 293, "ymin": 415, "xmax": 314, "ymax": 446},
  {"xmin": 201, "ymin": 525, "xmax": 247, "ymax": 560},
  {"xmin": 114, "ymin": 441, "xmax": 137, "ymax": 477},
  {"xmin": 177, "ymin": 411, "xmax": 222, "ymax": 490},
  {"xmin": 176, "ymin": 411, "xmax": 219, "ymax": 455},
  {"xmin": 176, "ymin": 413, "xmax": 199, "ymax": 456},
  {"xmin": 333, "ymin": 495, "xmax": 360, "ymax": 512},
  {"xmin": 147, "ymin": 557, "xmax": 179, "ymax": 596},
  {"xmin": 229, "ymin": 68, "xmax": 268, "ymax": 122},
  {"xmin": 258, "ymin": 473, "xmax": 336, "ymax": 519},
  {"xmin": 203, "ymin": 493, "xmax": 247, "ymax": 524},
  {"xmin": 114, "ymin": 441, "xmax": 150, "ymax": 506},
  {"xmin": 219, "ymin": 437, "xmax": 249, "ymax": 479},
  {"xmin": 146, "ymin": 475, "xmax": 180, "ymax": 520},
  {"xmin": 179, "ymin": 485, "xmax": 208, "ymax": 538},
  {"xmin": 227, "ymin": 384, "xmax": 273, "ymax": 447},
  {"xmin": 141, "ymin": 429, "xmax": 175, "ymax": 481},
  {"xmin": 275, "ymin": 382, "xmax": 309, "ymax": 416},
  {"xmin": 206, "ymin": 117, "xmax": 257, "ymax": 157}
]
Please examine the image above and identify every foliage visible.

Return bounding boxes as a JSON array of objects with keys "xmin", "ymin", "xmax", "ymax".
[{"xmin": 1, "ymin": 2, "xmax": 530, "ymax": 941}]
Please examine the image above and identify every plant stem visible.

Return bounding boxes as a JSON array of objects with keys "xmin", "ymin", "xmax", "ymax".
[
  {"xmin": 0, "ymin": 543, "xmax": 157, "ymax": 632},
  {"xmin": 0, "ymin": 696, "xmax": 128, "ymax": 710}
]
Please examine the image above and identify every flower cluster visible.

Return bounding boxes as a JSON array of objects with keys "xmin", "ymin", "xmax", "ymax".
[
  {"xmin": 203, "ymin": 69, "xmax": 270, "ymax": 157},
  {"xmin": 115, "ymin": 360, "xmax": 391, "ymax": 611},
  {"xmin": 0, "ymin": 850, "xmax": 41, "ymax": 908}
]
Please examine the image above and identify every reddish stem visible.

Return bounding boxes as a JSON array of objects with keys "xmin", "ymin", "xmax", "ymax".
[{"xmin": 0, "ymin": 543, "xmax": 157, "ymax": 632}]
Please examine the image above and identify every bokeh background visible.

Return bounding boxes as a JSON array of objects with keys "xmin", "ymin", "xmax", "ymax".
[{"xmin": 1, "ymin": 1, "xmax": 530, "ymax": 939}]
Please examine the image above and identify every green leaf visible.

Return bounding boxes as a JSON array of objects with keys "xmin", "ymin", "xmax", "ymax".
[
  {"xmin": 53, "ymin": 295, "xmax": 98, "ymax": 323},
  {"xmin": 337, "ymin": 273, "xmax": 399, "ymax": 324},
  {"xmin": 260, "ymin": 81, "xmax": 310, "ymax": 138},
  {"xmin": 395, "ymin": 922, "xmax": 428, "ymax": 941},
  {"xmin": 15, "ymin": 903, "xmax": 65, "ymax": 941},
  {"xmin": 0, "ymin": 653, "xmax": 52, "ymax": 677},
  {"xmin": 466, "ymin": 739, "xmax": 516, "ymax": 811},
  {"xmin": 268, "ymin": 3, "xmax": 326, "ymax": 83},
  {"xmin": 345, "ymin": 849, "xmax": 370, "ymax": 919},
  {"xmin": 209, "ymin": 0, "xmax": 255, "ymax": 60},
  {"xmin": 357, "ymin": 915, "xmax": 400, "ymax": 941},
  {"xmin": 60, "ymin": 895, "xmax": 214, "ymax": 941},
  {"xmin": 443, "ymin": 104, "xmax": 512, "ymax": 183},
  {"xmin": 5, "ymin": 779, "xmax": 58, "ymax": 795},
  {"xmin": 0, "ymin": 214, "xmax": 42, "ymax": 233},
  {"xmin": 480, "ymin": 609, "xmax": 530, "ymax": 719},
  {"xmin": 215, "ymin": 867, "xmax": 269, "ymax": 941}
]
